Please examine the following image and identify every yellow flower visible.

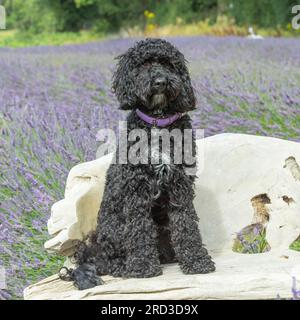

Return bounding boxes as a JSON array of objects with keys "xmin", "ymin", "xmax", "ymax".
[
  {"xmin": 144, "ymin": 10, "xmax": 155, "ymax": 19},
  {"xmin": 148, "ymin": 12, "xmax": 155, "ymax": 19},
  {"xmin": 146, "ymin": 23, "xmax": 156, "ymax": 32}
]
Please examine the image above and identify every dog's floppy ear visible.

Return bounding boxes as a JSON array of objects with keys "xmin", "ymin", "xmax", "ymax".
[
  {"xmin": 174, "ymin": 57, "xmax": 196, "ymax": 112},
  {"xmin": 181, "ymin": 62, "xmax": 196, "ymax": 111},
  {"xmin": 112, "ymin": 52, "xmax": 136, "ymax": 110}
]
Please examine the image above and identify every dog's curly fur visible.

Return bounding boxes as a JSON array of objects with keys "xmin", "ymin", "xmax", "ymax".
[{"xmin": 60, "ymin": 38, "xmax": 215, "ymax": 290}]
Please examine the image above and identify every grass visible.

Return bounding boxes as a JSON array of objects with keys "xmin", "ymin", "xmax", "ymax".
[
  {"xmin": 0, "ymin": 29, "xmax": 105, "ymax": 47},
  {"xmin": 0, "ymin": 17, "xmax": 299, "ymax": 48},
  {"xmin": 145, "ymin": 23, "xmax": 299, "ymax": 38}
]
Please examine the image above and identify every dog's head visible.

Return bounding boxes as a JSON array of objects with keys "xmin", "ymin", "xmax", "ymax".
[{"xmin": 112, "ymin": 38, "xmax": 196, "ymax": 116}]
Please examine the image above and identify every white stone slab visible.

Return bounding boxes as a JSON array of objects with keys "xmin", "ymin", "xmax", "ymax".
[
  {"xmin": 25, "ymin": 133, "xmax": 300, "ymax": 299},
  {"xmin": 24, "ymin": 251, "xmax": 300, "ymax": 300}
]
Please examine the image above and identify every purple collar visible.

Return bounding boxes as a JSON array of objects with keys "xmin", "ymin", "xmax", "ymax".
[{"xmin": 136, "ymin": 109, "xmax": 183, "ymax": 128}]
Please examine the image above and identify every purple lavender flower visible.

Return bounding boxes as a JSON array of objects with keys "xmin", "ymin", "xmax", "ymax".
[
  {"xmin": 1, "ymin": 36, "xmax": 300, "ymax": 299},
  {"xmin": 292, "ymin": 277, "xmax": 300, "ymax": 300}
]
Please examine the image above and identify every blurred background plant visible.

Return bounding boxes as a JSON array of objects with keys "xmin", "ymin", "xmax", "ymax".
[
  {"xmin": 0, "ymin": 0, "xmax": 299, "ymax": 47},
  {"xmin": 232, "ymin": 223, "xmax": 271, "ymax": 254},
  {"xmin": 144, "ymin": 9, "xmax": 157, "ymax": 35}
]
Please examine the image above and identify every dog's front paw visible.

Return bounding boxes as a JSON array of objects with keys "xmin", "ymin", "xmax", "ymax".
[
  {"xmin": 181, "ymin": 256, "xmax": 216, "ymax": 274},
  {"xmin": 125, "ymin": 258, "xmax": 162, "ymax": 278}
]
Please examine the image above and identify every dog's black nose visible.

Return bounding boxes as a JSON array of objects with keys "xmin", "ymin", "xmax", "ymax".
[{"xmin": 153, "ymin": 77, "xmax": 167, "ymax": 90}]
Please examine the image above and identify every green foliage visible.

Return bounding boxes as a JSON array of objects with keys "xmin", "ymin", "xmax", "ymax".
[
  {"xmin": 3, "ymin": 0, "xmax": 99, "ymax": 32},
  {"xmin": 4, "ymin": 0, "xmax": 56, "ymax": 32},
  {"xmin": 227, "ymin": 0, "xmax": 298, "ymax": 28},
  {"xmin": 153, "ymin": 0, "xmax": 218, "ymax": 25},
  {"xmin": 2, "ymin": 0, "xmax": 299, "ymax": 35}
]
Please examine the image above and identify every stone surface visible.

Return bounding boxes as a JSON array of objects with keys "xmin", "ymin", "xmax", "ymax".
[
  {"xmin": 44, "ymin": 153, "xmax": 112, "ymax": 256},
  {"xmin": 27, "ymin": 133, "xmax": 300, "ymax": 299},
  {"xmin": 24, "ymin": 251, "xmax": 300, "ymax": 300}
]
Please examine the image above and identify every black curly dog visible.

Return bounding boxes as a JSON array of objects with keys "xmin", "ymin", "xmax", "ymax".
[{"xmin": 60, "ymin": 38, "xmax": 215, "ymax": 290}]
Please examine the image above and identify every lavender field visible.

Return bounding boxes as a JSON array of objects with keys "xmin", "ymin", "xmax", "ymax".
[{"xmin": 0, "ymin": 36, "xmax": 300, "ymax": 299}]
